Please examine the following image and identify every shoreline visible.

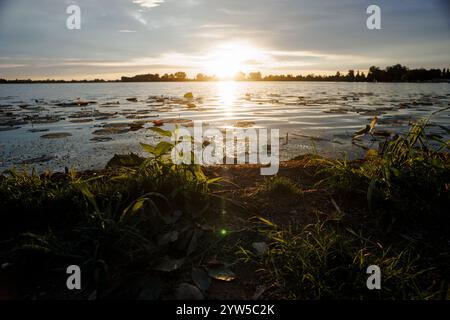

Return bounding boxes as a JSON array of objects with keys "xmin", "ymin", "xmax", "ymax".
[{"xmin": 2, "ymin": 80, "xmax": 450, "ymax": 84}]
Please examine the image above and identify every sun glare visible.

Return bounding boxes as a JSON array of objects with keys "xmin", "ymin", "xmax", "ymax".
[
  {"xmin": 217, "ymin": 80, "xmax": 237, "ymax": 107},
  {"xmin": 205, "ymin": 42, "xmax": 264, "ymax": 79}
]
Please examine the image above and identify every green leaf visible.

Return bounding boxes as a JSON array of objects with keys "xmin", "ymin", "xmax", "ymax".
[
  {"xmin": 258, "ymin": 217, "xmax": 276, "ymax": 227},
  {"xmin": 154, "ymin": 141, "xmax": 174, "ymax": 157},
  {"xmin": 369, "ymin": 116, "xmax": 378, "ymax": 134},
  {"xmin": 140, "ymin": 142, "xmax": 156, "ymax": 155},
  {"xmin": 106, "ymin": 153, "xmax": 144, "ymax": 168},
  {"xmin": 150, "ymin": 127, "xmax": 172, "ymax": 137},
  {"xmin": 207, "ymin": 177, "xmax": 222, "ymax": 185},
  {"xmin": 77, "ymin": 183, "xmax": 100, "ymax": 213},
  {"xmin": 184, "ymin": 92, "xmax": 194, "ymax": 99},
  {"xmin": 121, "ymin": 192, "xmax": 167, "ymax": 222}
]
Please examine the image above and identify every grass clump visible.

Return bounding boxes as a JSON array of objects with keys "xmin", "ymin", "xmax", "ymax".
[
  {"xmin": 312, "ymin": 120, "xmax": 449, "ymax": 231},
  {"xmin": 259, "ymin": 176, "xmax": 299, "ymax": 195},
  {"xmin": 238, "ymin": 119, "xmax": 449, "ymax": 300},
  {"xmin": 239, "ymin": 217, "xmax": 444, "ymax": 300},
  {"xmin": 0, "ymin": 128, "xmax": 220, "ymax": 299}
]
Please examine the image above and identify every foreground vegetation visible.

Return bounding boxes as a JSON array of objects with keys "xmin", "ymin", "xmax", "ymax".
[{"xmin": 0, "ymin": 122, "xmax": 448, "ymax": 299}]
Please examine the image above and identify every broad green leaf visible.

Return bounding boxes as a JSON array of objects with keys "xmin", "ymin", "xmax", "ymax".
[
  {"xmin": 154, "ymin": 141, "xmax": 174, "ymax": 157},
  {"xmin": 140, "ymin": 142, "xmax": 156, "ymax": 155},
  {"xmin": 150, "ymin": 127, "xmax": 172, "ymax": 137}
]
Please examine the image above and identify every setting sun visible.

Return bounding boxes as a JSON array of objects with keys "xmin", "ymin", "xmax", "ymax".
[{"xmin": 205, "ymin": 42, "xmax": 266, "ymax": 79}]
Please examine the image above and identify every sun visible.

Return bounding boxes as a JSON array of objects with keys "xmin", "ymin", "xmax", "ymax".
[{"xmin": 205, "ymin": 42, "xmax": 264, "ymax": 79}]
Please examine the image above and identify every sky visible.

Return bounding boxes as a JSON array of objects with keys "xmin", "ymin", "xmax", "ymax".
[{"xmin": 0, "ymin": 0, "xmax": 449, "ymax": 80}]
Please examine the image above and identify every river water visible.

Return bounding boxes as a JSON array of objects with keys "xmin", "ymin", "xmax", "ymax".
[{"xmin": 0, "ymin": 82, "xmax": 449, "ymax": 172}]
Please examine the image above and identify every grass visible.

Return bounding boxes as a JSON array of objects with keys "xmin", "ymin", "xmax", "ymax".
[
  {"xmin": 259, "ymin": 176, "xmax": 299, "ymax": 195},
  {"xmin": 239, "ymin": 217, "xmax": 444, "ymax": 299},
  {"xmin": 0, "ymin": 130, "xmax": 220, "ymax": 299},
  {"xmin": 235, "ymin": 119, "xmax": 449, "ymax": 300},
  {"xmin": 311, "ymin": 120, "xmax": 449, "ymax": 231},
  {"xmin": 0, "ymin": 122, "xmax": 448, "ymax": 300}
]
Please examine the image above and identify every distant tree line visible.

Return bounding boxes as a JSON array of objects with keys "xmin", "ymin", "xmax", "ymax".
[
  {"xmin": 0, "ymin": 78, "xmax": 117, "ymax": 84},
  {"xmin": 121, "ymin": 72, "xmax": 188, "ymax": 82},
  {"xmin": 119, "ymin": 65, "xmax": 450, "ymax": 82},
  {"xmin": 365, "ymin": 64, "xmax": 448, "ymax": 82},
  {"xmin": 2, "ymin": 64, "xmax": 450, "ymax": 83},
  {"xmin": 258, "ymin": 65, "xmax": 450, "ymax": 82}
]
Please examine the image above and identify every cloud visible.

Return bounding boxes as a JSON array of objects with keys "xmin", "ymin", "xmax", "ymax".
[
  {"xmin": 197, "ymin": 24, "xmax": 237, "ymax": 29},
  {"xmin": 132, "ymin": 0, "xmax": 165, "ymax": 9},
  {"xmin": 0, "ymin": 64, "xmax": 26, "ymax": 68},
  {"xmin": 15, "ymin": 44, "xmax": 379, "ymax": 74},
  {"xmin": 132, "ymin": 12, "xmax": 148, "ymax": 25}
]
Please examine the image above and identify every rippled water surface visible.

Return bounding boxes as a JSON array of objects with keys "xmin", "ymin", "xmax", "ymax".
[{"xmin": 1, "ymin": 82, "xmax": 449, "ymax": 172}]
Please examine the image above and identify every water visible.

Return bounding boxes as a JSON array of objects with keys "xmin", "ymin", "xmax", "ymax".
[{"xmin": 0, "ymin": 82, "xmax": 449, "ymax": 172}]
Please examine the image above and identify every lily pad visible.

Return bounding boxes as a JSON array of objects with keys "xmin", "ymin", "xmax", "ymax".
[
  {"xmin": 90, "ymin": 136, "xmax": 113, "ymax": 142},
  {"xmin": 70, "ymin": 118, "xmax": 93, "ymax": 123},
  {"xmin": 29, "ymin": 116, "xmax": 62, "ymax": 124},
  {"xmin": 372, "ymin": 130, "xmax": 391, "ymax": 137},
  {"xmin": 152, "ymin": 120, "xmax": 164, "ymax": 126},
  {"xmin": 41, "ymin": 132, "xmax": 72, "ymax": 139},
  {"xmin": 92, "ymin": 128, "xmax": 129, "ymax": 135},
  {"xmin": 234, "ymin": 121, "xmax": 255, "ymax": 128},
  {"xmin": 101, "ymin": 101, "xmax": 120, "ymax": 105},
  {"xmin": 28, "ymin": 128, "xmax": 50, "ymax": 133},
  {"xmin": 101, "ymin": 101, "xmax": 120, "ymax": 107},
  {"xmin": 184, "ymin": 92, "xmax": 194, "ymax": 99},
  {"xmin": 129, "ymin": 123, "xmax": 144, "ymax": 131},
  {"xmin": 21, "ymin": 155, "xmax": 56, "ymax": 164},
  {"xmin": 56, "ymin": 100, "xmax": 96, "ymax": 107},
  {"xmin": 163, "ymin": 118, "xmax": 193, "ymax": 124}
]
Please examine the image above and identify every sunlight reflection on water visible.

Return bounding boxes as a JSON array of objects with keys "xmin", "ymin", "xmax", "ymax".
[{"xmin": 217, "ymin": 81, "xmax": 238, "ymax": 119}]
